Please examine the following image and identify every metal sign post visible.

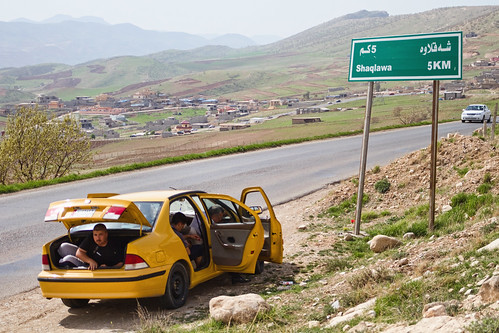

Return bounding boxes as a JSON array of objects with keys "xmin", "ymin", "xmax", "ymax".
[
  {"xmin": 429, "ymin": 80, "xmax": 440, "ymax": 231},
  {"xmin": 492, "ymin": 103, "xmax": 498, "ymax": 141},
  {"xmin": 354, "ymin": 81, "xmax": 374, "ymax": 235},
  {"xmin": 348, "ymin": 32, "xmax": 462, "ymax": 235}
]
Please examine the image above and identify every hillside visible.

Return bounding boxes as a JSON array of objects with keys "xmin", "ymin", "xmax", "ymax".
[
  {"xmin": 264, "ymin": 6, "xmax": 496, "ymax": 55},
  {"xmin": 0, "ymin": 19, "xmax": 261, "ymax": 68},
  {"xmin": 0, "ymin": 6, "xmax": 498, "ymax": 105},
  {"xmin": 0, "ymin": 130, "xmax": 497, "ymax": 332}
]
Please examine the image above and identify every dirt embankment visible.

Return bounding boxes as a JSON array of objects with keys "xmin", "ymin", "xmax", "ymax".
[{"xmin": 0, "ymin": 133, "xmax": 497, "ymax": 332}]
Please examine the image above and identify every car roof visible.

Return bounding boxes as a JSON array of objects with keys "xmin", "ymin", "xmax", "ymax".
[{"xmin": 110, "ymin": 190, "xmax": 205, "ymax": 201}]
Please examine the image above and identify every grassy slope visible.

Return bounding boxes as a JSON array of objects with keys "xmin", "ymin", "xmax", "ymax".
[{"xmin": 0, "ymin": 6, "xmax": 497, "ymax": 104}]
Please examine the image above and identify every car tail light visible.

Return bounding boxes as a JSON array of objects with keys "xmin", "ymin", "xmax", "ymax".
[
  {"xmin": 42, "ymin": 254, "xmax": 51, "ymax": 271},
  {"xmin": 103, "ymin": 206, "xmax": 126, "ymax": 220},
  {"xmin": 125, "ymin": 254, "xmax": 149, "ymax": 270},
  {"xmin": 44, "ymin": 207, "xmax": 62, "ymax": 221}
]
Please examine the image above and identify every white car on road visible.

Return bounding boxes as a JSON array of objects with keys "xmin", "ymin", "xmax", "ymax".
[{"xmin": 461, "ymin": 104, "xmax": 491, "ymax": 123}]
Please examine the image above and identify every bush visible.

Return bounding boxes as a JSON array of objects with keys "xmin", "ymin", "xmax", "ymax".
[
  {"xmin": 375, "ymin": 178, "xmax": 391, "ymax": 193},
  {"xmin": 0, "ymin": 106, "xmax": 92, "ymax": 184},
  {"xmin": 362, "ymin": 211, "xmax": 380, "ymax": 222},
  {"xmin": 483, "ymin": 173, "xmax": 493, "ymax": 184},
  {"xmin": 407, "ymin": 220, "xmax": 428, "ymax": 237},
  {"xmin": 324, "ymin": 194, "xmax": 370, "ymax": 217},
  {"xmin": 477, "ymin": 183, "xmax": 492, "ymax": 194},
  {"xmin": 466, "ymin": 317, "xmax": 499, "ymax": 333},
  {"xmin": 450, "ymin": 193, "xmax": 494, "ymax": 218}
]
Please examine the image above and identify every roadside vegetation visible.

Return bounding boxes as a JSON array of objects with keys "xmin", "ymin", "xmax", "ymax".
[
  {"xmin": 134, "ymin": 194, "xmax": 499, "ymax": 333},
  {"xmin": 135, "ymin": 133, "xmax": 499, "ymax": 333}
]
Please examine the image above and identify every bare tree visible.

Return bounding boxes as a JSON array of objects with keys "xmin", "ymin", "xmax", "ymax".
[{"xmin": 393, "ymin": 106, "xmax": 430, "ymax": 125}]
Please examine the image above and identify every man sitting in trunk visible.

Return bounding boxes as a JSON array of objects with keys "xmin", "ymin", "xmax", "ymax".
[{"xmin": 58, "ymin": 223, "xmax": 124, "ymax": 270}]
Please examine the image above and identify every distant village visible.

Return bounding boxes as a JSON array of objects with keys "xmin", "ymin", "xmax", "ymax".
[
  {"xmin": 0, "ymin": 90, "xmax": 294, "ymax": 140},
  {"xmin": 0, "ymin": 49, "xmax": 497, "ymax": 140}
]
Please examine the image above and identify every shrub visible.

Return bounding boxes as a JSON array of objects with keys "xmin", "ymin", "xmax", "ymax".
[
  {"xmin": 450, "ymin": 193, "xmax": 493, "ymax": 217},
  {"xmin": 362, "ymin": 211, "xmax": 380, "ymax": 222},
  {"xmin": 324, "ymin": 258, "xmax": 352, "ymax": 272},
  {"xmin": 477, "ymin": 183, "xmax": 492, "ymax": 194},
  {"xmin": 407, "ymin": 220, "xmax": 428, "ymax": 237},
  {"xmin": 466, "ymin": 317, "xmax": 499, "ymax": 333},
  {"xmin": 374, "ymin": 279, "xmax": 426, "ymax": 324},
  {"xmin": 375, "ymin": 178, "xmax": 391, "ymax": 193},
  {"xmin": 324, "ymin": 194, "xmax": 370, "ymax": 217},
  {"xmin": 453, "ymin": 166, "xmax": 469, "ymax": 177},
  {"xmin": 483, "ymin": 173, "xmax": 493, "ymax": 184}
]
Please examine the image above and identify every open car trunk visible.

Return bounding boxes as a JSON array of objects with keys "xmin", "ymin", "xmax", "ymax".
[
  {"xmin": 48, "ymin": 228, "xmax": 146, "ymax": 269},
  {"xmin": 43, "ymin": 196, "xmax": 154, "ymax": 269}
]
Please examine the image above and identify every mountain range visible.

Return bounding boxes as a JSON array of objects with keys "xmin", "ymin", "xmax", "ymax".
[
  {"xmin": 0, "ymin": 6, "xmax": 497, "ymax": 105},
  {"xmin": 0, "ymin": 15, "xmax": 281, "ymax": 68}
]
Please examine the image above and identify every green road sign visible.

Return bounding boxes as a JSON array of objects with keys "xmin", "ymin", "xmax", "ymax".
[{"xmin": 348, "ymin": 32, "xmax": 462, "ymax": 81}]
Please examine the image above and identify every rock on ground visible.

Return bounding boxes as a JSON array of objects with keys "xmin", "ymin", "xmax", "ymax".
[
  {"xmin": 382, "ymin": 315, "xmax": 470, "ymax": 333},
  {"xmin": 209, "ymin": 293, "xmax": 270, "ymax": 324},
  {"xmin": 368, "ymin": 235, "xmax": 402, "ymax": 253},
  {"xmin": 478, "ymin": 275, "xmax": 499, "ymax": 303}
]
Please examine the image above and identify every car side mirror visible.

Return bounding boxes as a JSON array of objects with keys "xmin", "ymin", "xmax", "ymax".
[{"xmin": 249, "ymin": 206, "xmax": 263, "ymax": 214}]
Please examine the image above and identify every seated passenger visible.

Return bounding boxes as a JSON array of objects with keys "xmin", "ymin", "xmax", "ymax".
[
  {"xmin": 185, "ymin": 214, "xmax": 204, "ymax": 246},
  {"xmin": 171, "ymin": 212, "xmax": 203, "ymax": 267},
  {"xmin": 58, "ymin": 223, "xmax": 124, "ymax": 270},
  {"xmin": 208, "ymin": 205, "xmax": 225, "ymax": 223}
]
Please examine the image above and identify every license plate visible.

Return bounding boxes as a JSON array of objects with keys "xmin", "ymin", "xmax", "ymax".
[{"xmin": 67, "ymin": 209, "xmax": 96, "ymax": 218}]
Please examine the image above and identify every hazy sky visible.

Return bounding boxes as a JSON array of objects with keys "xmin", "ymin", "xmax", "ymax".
[{"xmin": 1, "ymin": 0, "xmax": 498, "ymax": 38}]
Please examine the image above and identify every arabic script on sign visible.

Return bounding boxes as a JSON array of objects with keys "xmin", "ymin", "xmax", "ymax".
[
  {"xmin": 420, "ymin": 41, "xmax": 452, "ymax": 56},
  {"xmin": 360, "ymin": 44, "xmax": 377, "ymax": 56}
]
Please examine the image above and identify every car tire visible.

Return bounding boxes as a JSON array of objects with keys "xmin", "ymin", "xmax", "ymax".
[
  {"xmin": 61, "ymin": 298, "xmax": 89, "ymax": 308},
  {"xmin": 487, "ymin": 116, "xmax": 491, "ymax": 123},
  {"xmin": 481, "ymin": 116, "xmax": 485, "ymax": 123},
  {"xmin": 254, "ymin": 260, "xmax": 265, "ymax": 274},
  {"xmin": 461, "ymin": 120, "xmax": 465, "ymax": 123},
  {"xmin": 160, "ymin": 262, "xmax": 189, "ymax": 309}
]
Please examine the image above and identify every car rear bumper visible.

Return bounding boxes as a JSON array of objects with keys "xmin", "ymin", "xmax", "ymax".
[{"xmin": 38, "ymin": 267, "xmax": 168, "ymax": 299}]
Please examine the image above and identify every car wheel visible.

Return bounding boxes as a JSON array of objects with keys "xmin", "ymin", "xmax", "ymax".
[
  {"xmin": 461, "ymin": 120, "xmax": 465, "ymax": 123},
  {"xmin": 61, "ymin": 298, "xmax": 89, "ymax": 308},
  {"xmin": 254, "ymin": 260, "xmax": 265, "ymax": 274},
  {"xmin": 160, "ymin": 262, "xmax": 189, "ymax": 309},
  {"xmin": 481, "ymin": 116, "xmax": 485, "ymax": 123},
  {"xmin": 487, "ymin": 116, "xmax": 491, "ymax": 123}
]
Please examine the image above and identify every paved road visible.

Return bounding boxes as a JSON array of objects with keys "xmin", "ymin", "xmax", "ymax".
[{"xmin": 0, "ymin": 121, "xmax": 480, "ymax": 298}]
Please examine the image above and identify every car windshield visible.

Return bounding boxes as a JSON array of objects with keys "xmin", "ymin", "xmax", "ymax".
[
  {"xmin": 71, "ymin": 222, "xmax": 152, "ymax": 233},
  {"xmin": 68, "ymin": 201, "xmax": 162, "ymax": 232},
  {"xmin": 466, "ymin": 105, "xmax": 484, "ymax": 111}
]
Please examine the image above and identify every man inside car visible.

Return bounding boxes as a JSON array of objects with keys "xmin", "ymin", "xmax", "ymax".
[{"xmin": 58, "ymin": 223, "xmax": 124, "ymax": 270}]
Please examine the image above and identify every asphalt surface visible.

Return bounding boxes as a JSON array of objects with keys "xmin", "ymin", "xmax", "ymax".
[{"xmin": 0, "ymin": 121, "xmax": 480, "ymax": 299}]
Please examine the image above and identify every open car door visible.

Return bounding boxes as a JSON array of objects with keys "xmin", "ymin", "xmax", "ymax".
[
  {"xmin": 198, "ymin": 194, "xmax": 264, "ymax": 274},
  {"xmin": 240, "ymin": 187, "xmax": 283, "ymax": 264}
]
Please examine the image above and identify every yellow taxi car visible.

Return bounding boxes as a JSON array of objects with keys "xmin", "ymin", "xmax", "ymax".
[{"xmin": 38, "ymin": 187, "xmax": 283, "ymax": 309}]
